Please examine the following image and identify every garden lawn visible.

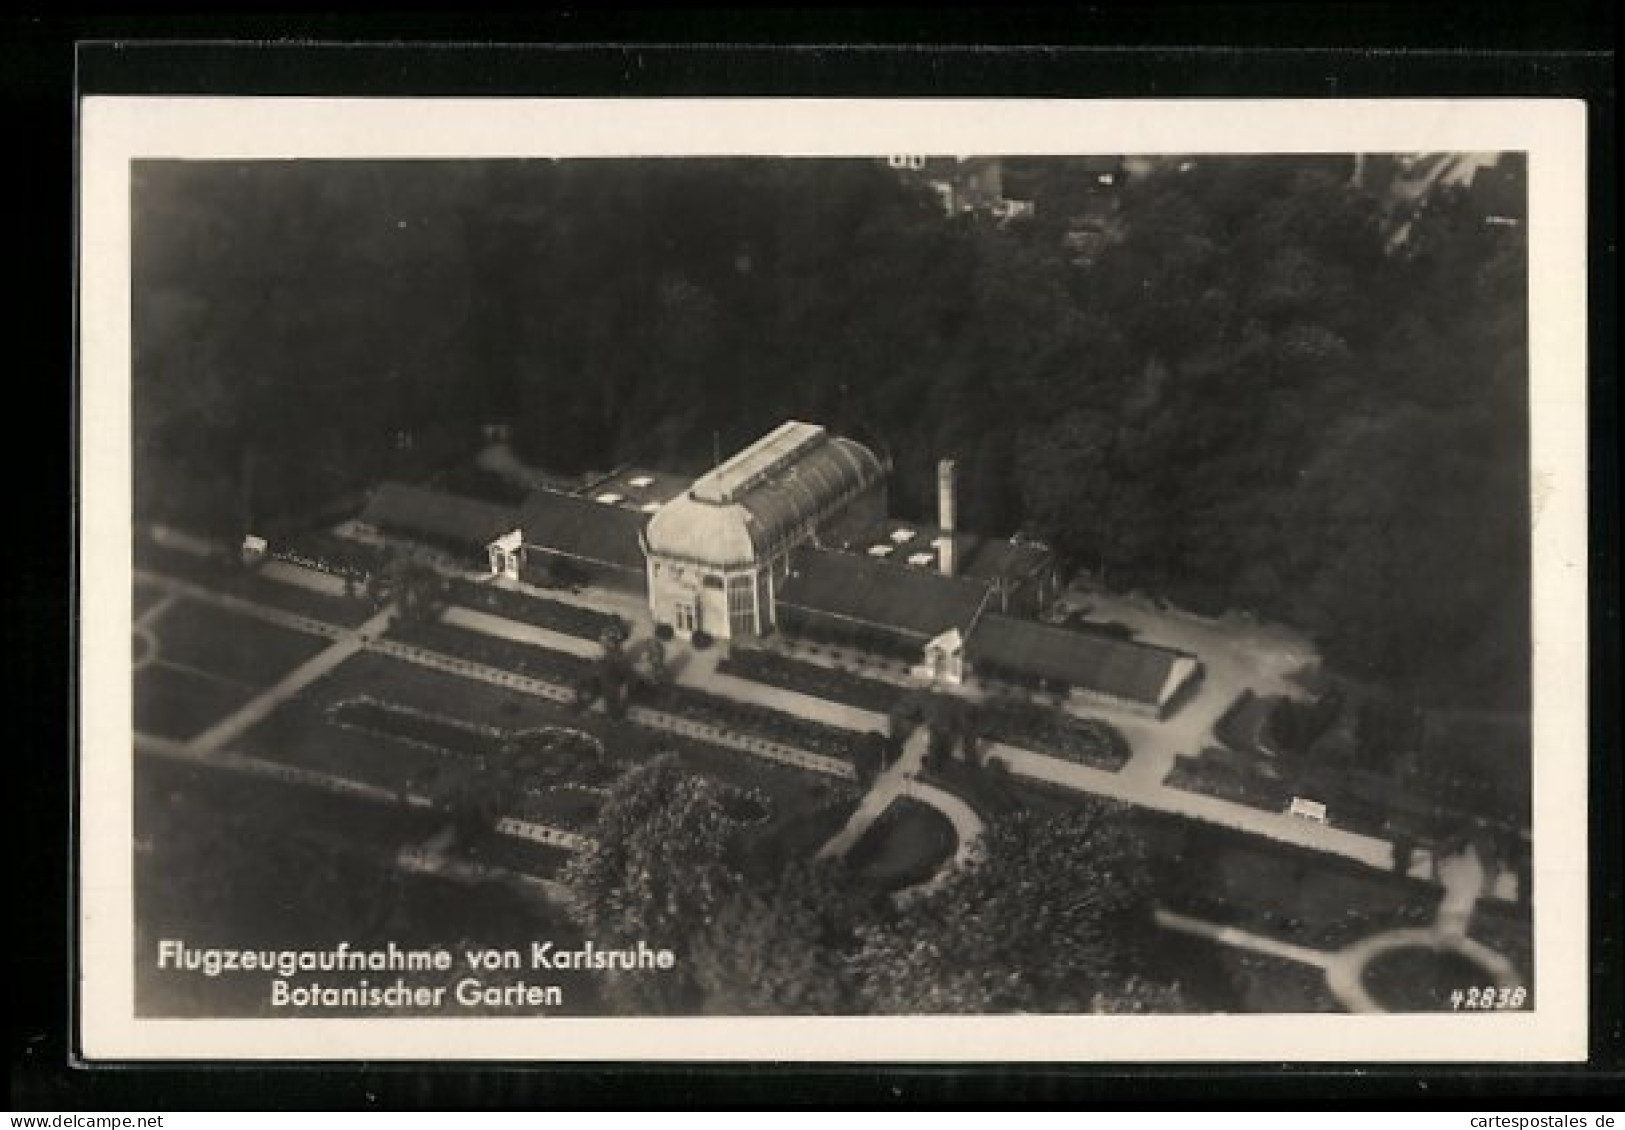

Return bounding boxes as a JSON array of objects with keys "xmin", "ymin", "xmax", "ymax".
[
  {"xmin": 845, "ymin": 798, "xmax": 956, "ymax": 892},
  {"xmin": 1469, "ymin": 901, "xmax": 1534, "ymax": 992},
  {"xmin": 136, "ymin": 540, "xmax": 375, "ymax": 626},
  {"xmin": 445, "ymin": 578, "xmax": 624, "ymax": 642},
  {"xmin": 1361, "ymin": 946, "xmax": 1498, "ymax": 1012},
  {"xmin": 461, "ymin": 830, "xmax": 577, "ymax": 880},
  {"xmin": 238, "ymin": 698, "xmax": 460, "ymax": 794},
  {"xmin": 654, "ymin": 684, "xmax": 863, "ymax": 762},
  {"xmin": 133, "ymin": 581, "xmax": 167, "ymax": 620},
  {"xmin": 718, "ymin": 649, "xmax": 902, "ymax": 714},
  {"xmin": 151, "ymin": 598, "xmax": 332, "ymax": 688},
  {"xmin": 134, "ymin": 664, "xmax": 258, "ymax": 742},
  {"xmin": 134, "ymin": 757, "xmax": 595, "ymax": 1018},
  {"xmin": 1141, "ymin": 814, "xmax": 1442, "ymax": 951},
  {"xmin": 386, "ymin": 618, "xmax": 595, "ymax": 686}
]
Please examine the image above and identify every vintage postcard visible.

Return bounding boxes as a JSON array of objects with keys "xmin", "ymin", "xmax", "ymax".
[{"xmin": 78, "ymin": 97, "xmax": 1589, "ymax": 1061}]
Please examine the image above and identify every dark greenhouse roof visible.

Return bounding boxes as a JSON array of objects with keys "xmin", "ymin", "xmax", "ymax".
[
  {"xmin": 777, "ymin": 548, "xmax": 994, "ymax": 641},
  {"xmin": 968, "ymin": 613, "xmax": 1193, "ymax": 706},
  {"xmin": 519, "ymin": 488, "xmax": 648, "ymax": 572},
  {"xmin": 358, "ymin": 482, "xmax": 517, "ymax": 549}
]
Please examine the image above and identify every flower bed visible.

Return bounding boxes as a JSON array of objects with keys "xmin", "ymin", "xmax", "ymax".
[
  {"xmin": 978, "ymin": 701, "xmax": 1131, "ymax": 771},
  {"xmin": 1214, "ymin": 689, "xmax": 1274, "ymax": 752},
  {"xmin": 717, "ymin": 649, "xmax": 902, "ymax": 714},
  {"xmin": 385, "ymin": 618, "xmax": 595, "ymax": 686},
  {"xmin": 1163, "ymin": 751, "xmax": 1288, "ymax": 815},
  {"xmin": 445, "ymin": 578, "xmax": 625, "ymax": 642},
  {"xmin": 272, "ymin": 529, "xmax": 386, "ymax": 581},
  {"xmin": 328, "ymin": 696, "xmax": 501, "ymax": 760},
  {"xmin": 651, "ymin": 684, "xmax": 861, "ymax": 762}
]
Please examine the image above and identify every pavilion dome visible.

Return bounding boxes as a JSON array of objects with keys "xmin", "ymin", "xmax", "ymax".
[
  {"xmin": 644, "ymin": 496, "xmax": 761, "ymax": 569},
  {"xmin": 644, "ymin": 422, "xmax": 885, "ymax": 570}
]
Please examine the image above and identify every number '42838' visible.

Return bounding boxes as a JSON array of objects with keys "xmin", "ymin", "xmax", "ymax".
[{"xmin": 1450, "ymin": 985, "xmax": 1528, "ymax": 1009}]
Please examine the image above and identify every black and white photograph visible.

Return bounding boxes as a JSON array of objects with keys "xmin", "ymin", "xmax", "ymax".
[{"xmin": 78, "ymin": 98, "xmax": 1589, "ymax": 1061}]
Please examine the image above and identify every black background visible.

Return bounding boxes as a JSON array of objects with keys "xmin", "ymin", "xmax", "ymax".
[{"xmin": 7, "ymin": 4, "xmax": 1618, "ymax": 1109}]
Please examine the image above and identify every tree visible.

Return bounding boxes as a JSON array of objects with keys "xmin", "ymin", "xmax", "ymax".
[
  {"xmin": 1089, "ymin": 976, "xmax": 1193, "ymax": 1014},
  {"xmin": 135, "ymin": 155, "xmax": 1531, "ymax": 713},
  {"xmin": 592, "ymin": 622, "xmax": 633, "ymax": 718},
  {"xmin": 687, "ymin": 862, "xmax": 860, "ymax": 1014},
  {"xmin": 368, "ymin": 552, "xmax": 446, "ymax": 623},
  {"xmin": 564, "ymin": 755, "xmax": 749, "ymax": 1011},
  {"xmin": 853, "ymin": 802, "xmax": 1158, "ymax": 1012},
  {"xmin": 627, "ymin": 637, "xmax": 668, "ymax": 700}
]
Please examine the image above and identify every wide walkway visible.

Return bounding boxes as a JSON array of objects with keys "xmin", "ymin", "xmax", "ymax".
[
  {"xmin": 893, "ymin": 777, "xmax": 985, "ymax": 901},
  {"xmin": 987, "ymin": 739, "xmax": 1423, "ymax": 875}
]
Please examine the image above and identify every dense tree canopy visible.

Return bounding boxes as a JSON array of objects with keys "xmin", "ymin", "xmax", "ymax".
[
  {"xmin": 572, "ymin": 757, "xmax": 1174, "ymax": 1015},
  {"xmin": 133, "ymin": 154, "xmax": 1529, "ymax": 708},
  {"xmin": 563, "ymin": 755, "xmax": 749, "ymax": 1010},
  {"xmin": 853, "ymin": 802, "xmax": 1157, "ymax": 1013}
]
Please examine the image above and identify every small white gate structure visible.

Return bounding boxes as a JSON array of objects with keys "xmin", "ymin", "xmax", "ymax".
[
  {"xmin": 1287, "ymin": 796, "xmax": 1328, "ymax": 824},
  {"xmin": 486, "ymin": 529, "xmax": 523, "ymax": 580},
  {"xmin": 913, "ymin": 627, "xmax": 966, "ymax": 686}
]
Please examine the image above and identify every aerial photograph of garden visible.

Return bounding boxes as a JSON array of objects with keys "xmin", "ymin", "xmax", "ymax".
[{"xmin": 129, "ymin": 152, "xmax": 1533, "ymax": 1017}]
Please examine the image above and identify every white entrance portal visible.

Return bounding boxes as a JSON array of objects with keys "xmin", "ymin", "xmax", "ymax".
[
  {"xmin": 913, "ymin": 627, "xmax": 965, "ymax": 685},
  {"xmin": 487, "ymin": 530, "xmax": 523, "ymax": 580}
]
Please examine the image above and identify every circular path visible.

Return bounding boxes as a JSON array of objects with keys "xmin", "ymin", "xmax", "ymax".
[{"xmin": 1323, "ymin": 926, "xmax": 1524, "ymax": 1013}]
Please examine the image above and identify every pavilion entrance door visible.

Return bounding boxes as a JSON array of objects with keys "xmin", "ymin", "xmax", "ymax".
[{"xmin": 675, "ymin": 602, "xmax": 698, "ymax": 636}]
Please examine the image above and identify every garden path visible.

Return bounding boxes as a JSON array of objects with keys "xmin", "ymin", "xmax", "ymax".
[
  {"xmin": 184, "ymin": 606, "xmax": 395, "ymax": 757},
  {"xmin": 1157, "ymin": 841, "xmax": 1518, "ymax": 1014},
  {"xmin": 816, "ymin": 727, "xmax": 931, "ymax": 861},
  {"xmin": 987, "ymin": 740, "xmax": 1437, "ymax": 879},
  {"xmin": 891, "ymin": 776, "xmax": 986, "ymax": 901},
  {"xmin": 817, "ymin": 727, "xmax": 988, "ymax": 900},
  {"xmin": 135, "ymin": 591, "xmax": 178, "ymax": 628}
]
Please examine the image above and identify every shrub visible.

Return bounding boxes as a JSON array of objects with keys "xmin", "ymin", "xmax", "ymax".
[
  {"xmin": 692, "ymin": 629, "xmax": 714, "ymax": 650},
  {"xmin": 654, "ymin": 622, "xmax": 675, "ymax": 642}
]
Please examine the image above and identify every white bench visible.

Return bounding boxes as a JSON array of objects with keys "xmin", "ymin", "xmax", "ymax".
[{"xmin": 1287, "ymin": 796, "xmax": 1328, "ymax": 824}]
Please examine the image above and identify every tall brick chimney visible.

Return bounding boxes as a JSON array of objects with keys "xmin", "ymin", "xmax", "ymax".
[{"xmin": 937, "ymin": 458, "xmax": 957, "ymax": 577}]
